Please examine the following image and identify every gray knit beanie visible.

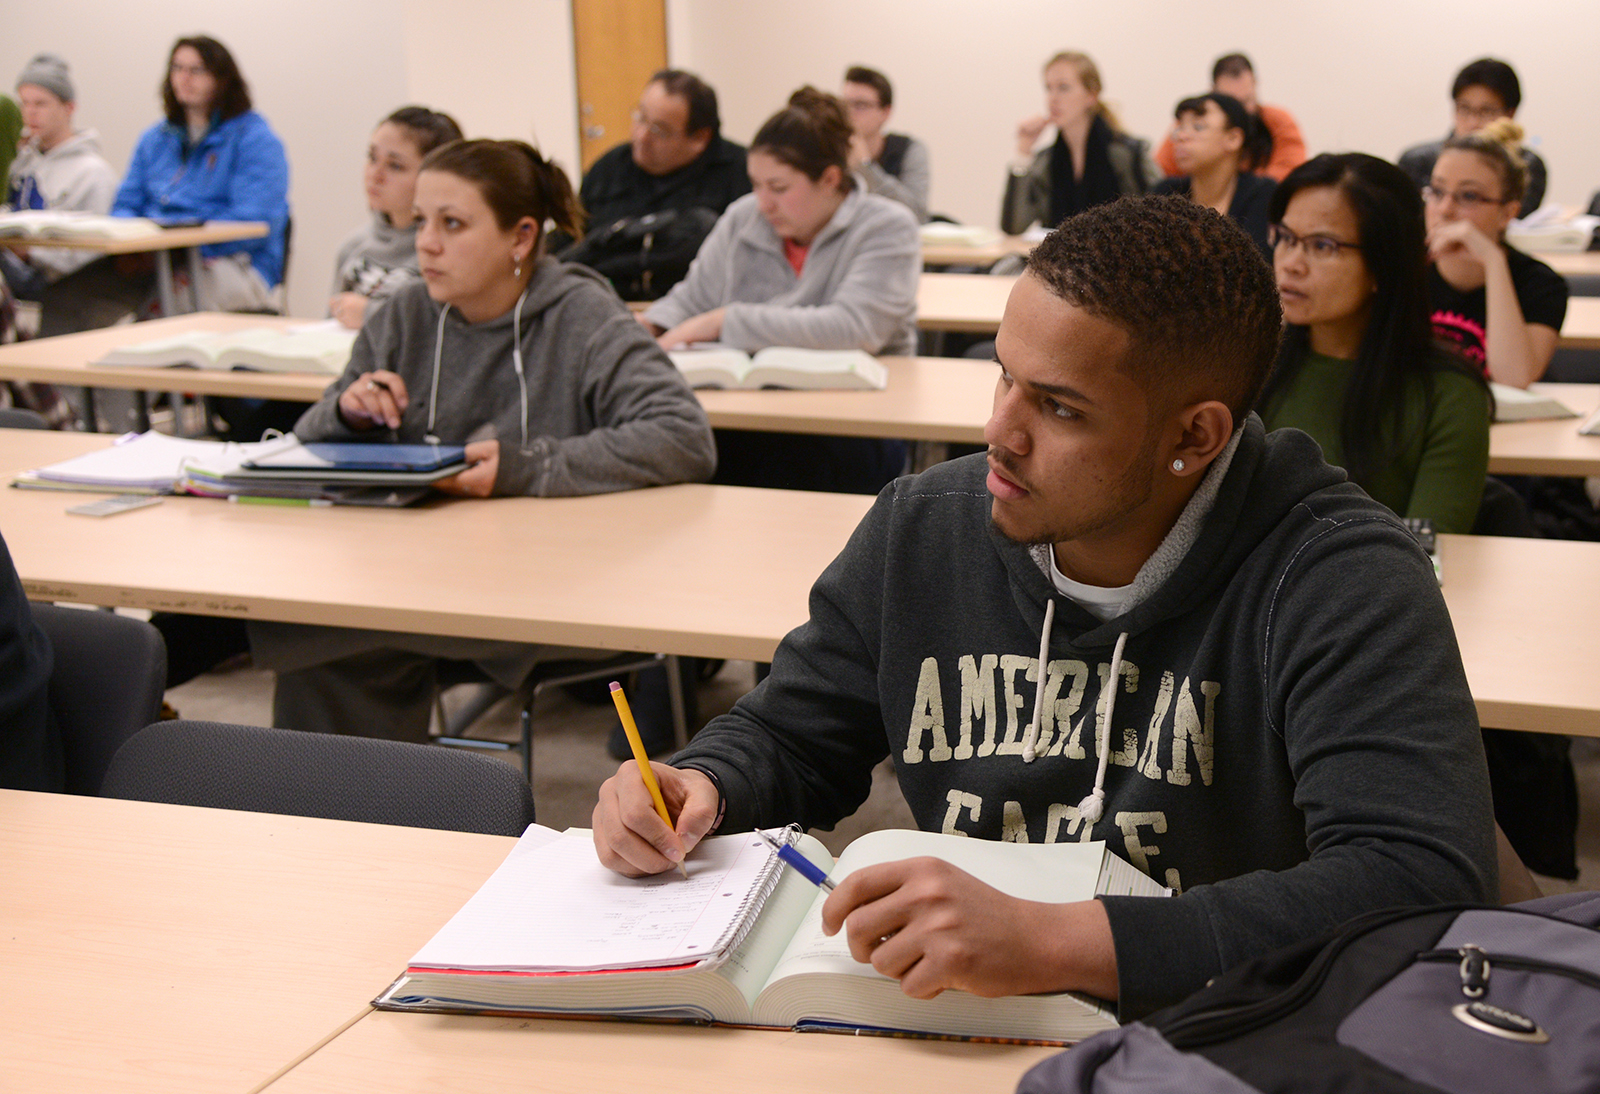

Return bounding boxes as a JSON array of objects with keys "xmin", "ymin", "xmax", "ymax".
[{"xmin": 17, "ymin": 54, "xmax": 74, "ymax": 103}]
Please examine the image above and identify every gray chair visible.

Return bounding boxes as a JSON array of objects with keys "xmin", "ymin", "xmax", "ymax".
[
  {"xmin": 0, "ymin": 407, "xmax": 49, "ymax": 429},
  {"xmin": 101, "ymin": 719, "xmax": 535, "ymax": 836},
  {"xmin": 32, "ymin": 603, "xmax": 167, "ymax": 795}
]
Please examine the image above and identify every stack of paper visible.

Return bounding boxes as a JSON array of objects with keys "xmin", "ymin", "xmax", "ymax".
[{"xmin": 13, "ymin": 431, "xmax": 280, "ymax": 494}]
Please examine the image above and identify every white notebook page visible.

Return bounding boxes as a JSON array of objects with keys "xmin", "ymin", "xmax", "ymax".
[{"xmin": 409, "ymin": 827, "xmax": 778, "ymax": 972}]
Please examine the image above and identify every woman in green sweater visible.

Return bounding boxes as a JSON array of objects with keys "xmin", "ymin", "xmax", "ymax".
[{"xmin": 1257, "ymin": 152, "xmax": 1490, "ymax": 534}]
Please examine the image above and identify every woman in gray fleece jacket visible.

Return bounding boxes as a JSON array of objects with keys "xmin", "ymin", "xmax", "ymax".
[
  {"xmin": 251, "ymin": 138, "xmax": 716, "ymax": 740},
  {"xmin": 642, "ymin": 86, "xmax": 918, "ymax": 494}
]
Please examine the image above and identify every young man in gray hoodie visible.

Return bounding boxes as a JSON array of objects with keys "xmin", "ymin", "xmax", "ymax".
[
  {"xmin": 5, "ymin": 54, "xmax": 118, "ymax": 294},
  {"xmin": 593, "ymin": 196, "xmax": 1496, "ymax": 1021}
]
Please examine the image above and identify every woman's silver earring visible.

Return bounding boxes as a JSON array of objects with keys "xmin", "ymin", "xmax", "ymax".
[{"xmin": 1172, "ymin": 458, "xmax": 1186, "ymax": 473}]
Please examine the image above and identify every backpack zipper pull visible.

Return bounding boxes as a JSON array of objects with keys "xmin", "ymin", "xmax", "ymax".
[{"xmin": 1458, "ymin": 944, "xmax": 1490, "ymax": 998}]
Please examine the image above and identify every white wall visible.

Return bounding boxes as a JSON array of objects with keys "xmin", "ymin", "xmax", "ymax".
[
  {"xmin": 7, "ymin": 1, "xmax": 1597, "ymax": 318},
  {"xmin": 3, "ymin": 0, "xmax": 579, "ymax": 319},
  {"xmin": 670, "ymin": 0, "xmax": 1600, "ymax": 228}
]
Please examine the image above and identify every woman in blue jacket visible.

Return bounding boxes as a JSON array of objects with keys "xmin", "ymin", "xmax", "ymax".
[{"xmin": 39, "ymin": 35, "xmax": 290, "ymax": 337}]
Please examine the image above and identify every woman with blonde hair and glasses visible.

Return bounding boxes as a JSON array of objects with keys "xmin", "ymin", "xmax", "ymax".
[
  {"xmin": 1257, "ymin": 152, "xmax": 1490, "ymax": 534},
  {"xmin": 1000, "ymin": 51, "xmax": 1157, "ymax": 234},
  {"xmin": 1425, "ymin": 118, "xmax": 1568, "ymax": 388}
]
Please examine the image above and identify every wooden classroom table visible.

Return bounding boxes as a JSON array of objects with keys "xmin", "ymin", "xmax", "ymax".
[
  {"xmin": 0, "ymin": 311, "xmax": 334, "ymax": 402},
  {"xmin": 268, "ymin": 1005, "xmax": 1058, "ymax": 1094},
  {"xmin": 1489, "ymin": 382, "xmax": 1600, "ymax": 476},
  {"xmin": 0, "ymin": 220, "xmax": 270, "ymax": 316},
  {"xmin": 2, "ymin": 790, "xmax": 1057, "ymax": 1094},
  {"xmin": 6, "ymin": 428, "xmax": 1599, "ymax": 737},
  {"xmin": 920, "ymin": 232, "xmax": 1033, "ymax": 268},
  {"xmin": 916, "ymin": 272, "xmax": 1600, "ymax": 345},
  {"xmin": 0, "ymin": 789, "xmax": 518, "ymax": 1094},
  {"xmin": 1529, "ymin": 249, "xmax": 1600, "ymax": 282},
  {"xmin": 915, "ymin": 271, "xmax": 1015, "ymax": 333},
  {"xmin": 1, "ymin": 429, "xmax": 872, "ymax": 664},
  {"xmin": 1559, "ymin": 296, "xmax": 1600, "ymax": 349},
  {"xmin": 13, "ymin": 315, "xmax": 1594, "ymax": 476}
]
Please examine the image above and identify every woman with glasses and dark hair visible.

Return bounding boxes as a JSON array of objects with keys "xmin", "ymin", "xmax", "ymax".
[
  {"xmin": 329, "ymin": 105, "xmax": 463, "ymax": 329},
  {"xmin": 38, "ymin": 35, "xmax": 290, "ymax": 336},
  {"xmin": 1425, "ymin": 119, "xmax": 1568, "ymax": 388},
  {"xmin": 1152, "ymin": 92, "xmax": 1275, "ymax": 254},
  {"xmin": 1256, "ymin": 152, "xmax": 1490, "ymax": 534}
]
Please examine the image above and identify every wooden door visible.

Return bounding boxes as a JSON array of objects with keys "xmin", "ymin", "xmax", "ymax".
[{"xmin": 570, "ymin": 0, "xmax": 668, "ymax": 172}]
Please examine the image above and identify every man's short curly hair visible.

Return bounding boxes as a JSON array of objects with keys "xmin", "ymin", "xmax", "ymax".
[{"xmin": 1024, "ymin": 196, "xmax": 1281, "ymax": 424}]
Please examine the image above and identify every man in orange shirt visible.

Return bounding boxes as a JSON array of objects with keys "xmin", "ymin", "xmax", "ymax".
[{"xmin": 1154, "ymin": 53, "xmax": 1306, "ymax": 182}]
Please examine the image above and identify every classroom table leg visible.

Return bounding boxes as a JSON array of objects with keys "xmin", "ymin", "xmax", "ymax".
[
  {"xmin": 154, "ymin": 250, "xmax": 177, "ymax": 317},
  {"xmin": 185, "ymin": 246, "xmax": 204, "ymax": 312}
]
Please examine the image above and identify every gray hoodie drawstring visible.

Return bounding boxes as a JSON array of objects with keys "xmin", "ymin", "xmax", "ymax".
[
  {"xmin": 1019, "ymin": 596, "xmax": 1127, "ymax": 827},
  {"xmin": 426, "ymin": 288, "xmax": 531, "ymax": 450},
  {"xmin": 1020, "ymin": 598, "xmax": 1055, "ymax": 763}
]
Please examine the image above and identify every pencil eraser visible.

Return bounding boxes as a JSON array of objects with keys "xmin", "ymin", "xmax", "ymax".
[{"xmin": 608, "ymin": 681, "xmax": 622, "ymax": 692}]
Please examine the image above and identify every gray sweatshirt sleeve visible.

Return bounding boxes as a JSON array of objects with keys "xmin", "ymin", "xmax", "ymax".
[
  {"xmin": 289, "ymin": 322, "xmax": 384, "ymax": 442},
  {"xmin": 30, "ymin": 157, "xmax": 120, "ymax": 280},
  {"xmin": 495, "ymin": 312, "xmax": 716, "ymax": 497},
  {"xmin": 641, "ymin": 208, "xmax": 740, "ymax": 334},
  {"xmin": 857, "ymin": 138, "xmax": 931, "ymax": 223},
  {"xmin": 1100, "ymin": 517, "xmax": 1496, "ymax": 1019},
  {"xmin": 719, "ymin": 203, "xmax": 919, "ymax": 354}
]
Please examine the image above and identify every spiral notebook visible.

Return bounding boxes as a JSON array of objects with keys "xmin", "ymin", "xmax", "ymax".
[{"xmin": 375, "ymin": 824, "xmax": 1165, "ymax": 1043}]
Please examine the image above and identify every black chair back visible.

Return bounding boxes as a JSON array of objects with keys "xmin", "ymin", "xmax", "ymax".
[
  {"xmin": 33, "ymin": 604, "xmax": 166, "ymax": 794},
  {"xmin": 102, "ymin": 720, "xmax": 535, "ymax": 836}
]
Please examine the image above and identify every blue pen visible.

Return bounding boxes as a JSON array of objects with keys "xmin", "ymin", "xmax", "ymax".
[{"xmin": 757, "ymin": 830, "xmax": 836, "ymax": 891}]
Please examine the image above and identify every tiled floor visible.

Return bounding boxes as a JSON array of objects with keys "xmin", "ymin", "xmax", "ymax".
[{"xmin": 166, "ymin": 662, "xmax": 1599, "ymax": 887}]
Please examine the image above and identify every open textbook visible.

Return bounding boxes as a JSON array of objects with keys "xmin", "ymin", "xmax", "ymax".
[
  {"xmin": 92, "ymin": 322, "xmax": 356, "ymax": 376},
  {"xmin": 1489, "ymin": 382, "xmax": 1578, "ymax": 423},
  {"xmin": 0, "ymin": 210, "xmax": 167, "ymax": 242},
  {"xmin": 373, "ymin": 825, "xmax": 1167, "ymax": 1043},
  {"xmin": 668, "ymin": 346, "xmax": 888, "ymax": 390}
]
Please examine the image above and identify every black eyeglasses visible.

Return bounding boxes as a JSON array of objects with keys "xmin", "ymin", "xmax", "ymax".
[{"xmin": 1268, "ymin": 224, "xmax": 1363, "ymax": 260}]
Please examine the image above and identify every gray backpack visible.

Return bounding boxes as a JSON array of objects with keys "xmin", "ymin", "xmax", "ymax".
[{"xmin": 1019, "ymin": 893, "xmax": 1600, "ymax": 1094}]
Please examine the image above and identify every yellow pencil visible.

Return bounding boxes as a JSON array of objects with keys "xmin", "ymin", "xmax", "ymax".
[{"xmin": 609, "ymin": 680, "xmax": 689, "ymax": 879}]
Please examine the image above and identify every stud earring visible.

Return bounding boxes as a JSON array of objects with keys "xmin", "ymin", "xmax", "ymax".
[{"xmin": 1172, "ymin": 458, "xmax": 1186, "ymax": 473}]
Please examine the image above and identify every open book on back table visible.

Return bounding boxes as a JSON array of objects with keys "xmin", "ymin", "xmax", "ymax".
[
  {"xmin": 373, "ymin": 824, "xmax": 1168, "ymax": 1043},
  {"xmin": 668, "ymin": 346, "xmax": 888, "ymax": 390}
]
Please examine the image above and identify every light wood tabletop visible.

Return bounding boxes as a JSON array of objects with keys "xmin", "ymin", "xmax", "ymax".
[
  {"xmin": 0, "ymin": 312, "xmax": 334, "ymax": 401},
  {"xmin": 1489, "ymin": 383, "xmax": 1600, "ymax": 475},
  {"xmin": 2, "ymin": 429, "xmax": 871, "ymax": 664},
  {"xmin": 9, "ymin": 316, "xmax": 1593, "ymax": 475},
  {"xmin": 3, "ymin": 790, "xmax": 1058, "ymax": 1094},
  {"xmin": 1436, "ymin": 532, "xmax": 1600, "ymax": 737},
  {"xmin": 0, "ymin": 789, "xmax": 517, "ymax": 1094},
  {"xmin": 915, "ymin": 272, "xmax": 1016, "ymax": 333},
  {"xmin": 269, "ymin": 1006, "xmax": 1058, "ymax": 1094},
  {"xmin": 6, "ymin": 428, "xmax": 1599, "ymax": 736},
  {"xmin": 916, "ymin": 272, "xmax": 1600, "ymax": 345},
  {"xmin": 0, "ymin": 220, "xmax": 271, "ymax": 317},
  {"xmin": 1527, "ymin": 249, "xmax": 1600, "ymax": 280},
  {"xmin": 920, "ymin": 233, "xmax": 1033, "ymax": 268},
  {"xmin": 0, "ymin": 219, "xmax": 269, "ymax": 255},
  {"xmin": 1559, "ymin": 297, "xmax": 1600, "ymax": 349},
  {"xmin": 696, "ymin": 355, "xmax": 997, "ymax": 442}
]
